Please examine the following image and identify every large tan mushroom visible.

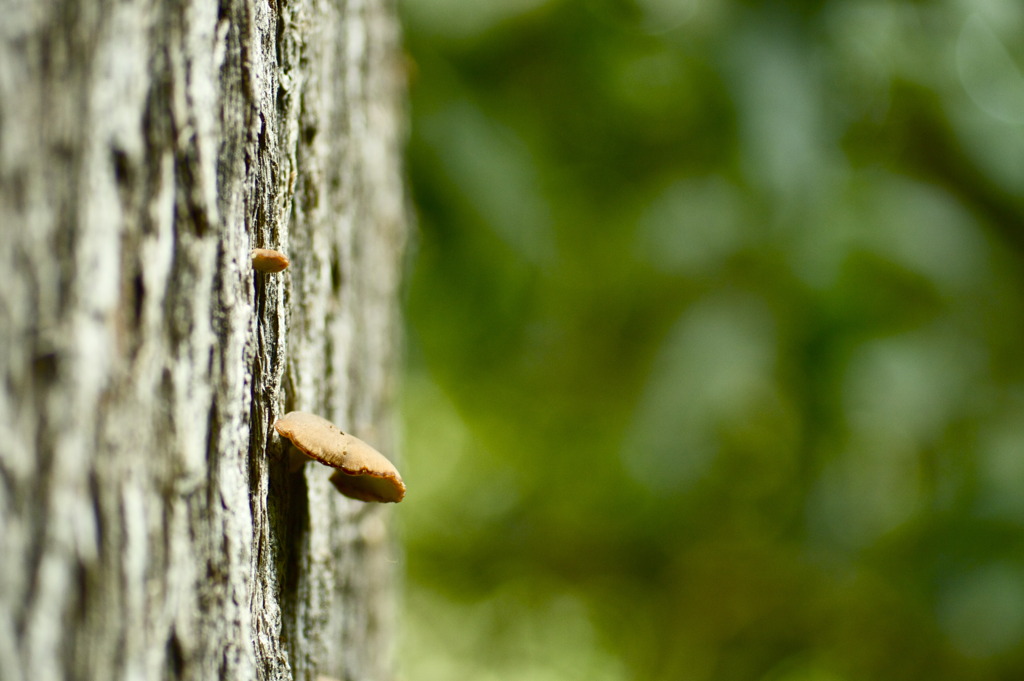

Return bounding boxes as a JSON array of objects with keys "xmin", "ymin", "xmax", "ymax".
[{"xmin": 274, "ymin": 411, "xmax": 405, "ymax": 503}]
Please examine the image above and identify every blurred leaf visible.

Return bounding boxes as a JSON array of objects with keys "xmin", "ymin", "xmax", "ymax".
[{"xmin": 399, "ymin": 0, "xmax": 1024, "ymax": 679}]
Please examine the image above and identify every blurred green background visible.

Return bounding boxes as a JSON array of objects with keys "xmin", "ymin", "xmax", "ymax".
[{"xmin": 395, "ymin": 1, "xmax": 1024, "ymax": 679}]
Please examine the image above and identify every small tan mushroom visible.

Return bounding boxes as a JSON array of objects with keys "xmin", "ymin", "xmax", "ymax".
[
  {"xmin": 274, "ymin": 411, "xmax": 405, "ymax": 503},
  {"xmin": 251, "ymin": 248, "xmax": 290, "ymax": 273}
]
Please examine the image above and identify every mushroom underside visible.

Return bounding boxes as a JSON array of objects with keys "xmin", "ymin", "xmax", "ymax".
[
  {"xmin": 285, "ymin": 444, "xmax": 405, "ymax": 502},
  {"xmin": 329, "ymin": 469, "xmax": 405, "ymax": 503}
]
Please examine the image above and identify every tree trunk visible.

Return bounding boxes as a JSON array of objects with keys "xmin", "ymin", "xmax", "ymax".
[{"xmin": 0, "ymin": 0, "xmax": 408, "ymax": 679}]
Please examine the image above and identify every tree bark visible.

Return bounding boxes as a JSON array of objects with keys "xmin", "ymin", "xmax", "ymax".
[{"xmin": 0, "ymin": 0, "xmax": 407, "ymax": 679}]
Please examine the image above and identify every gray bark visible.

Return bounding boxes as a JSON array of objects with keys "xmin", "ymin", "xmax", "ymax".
[{"xmin": 0, "ymin": 0, "xmax": 408, "ymax": 679}]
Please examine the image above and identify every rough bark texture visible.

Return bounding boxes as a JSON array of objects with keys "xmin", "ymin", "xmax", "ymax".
[{"xmin": 0, "ymin": 0, "xmax": 407, "ymax": 679}]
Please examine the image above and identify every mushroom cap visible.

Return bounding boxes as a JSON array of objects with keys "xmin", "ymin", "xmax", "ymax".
[
  {"xmin": 274, "ymin": 411, "xmax": 405, "ymax": 503},
  {"xmin": 251, "ymin": 248, "xmax": 290, "ymax": 273}
]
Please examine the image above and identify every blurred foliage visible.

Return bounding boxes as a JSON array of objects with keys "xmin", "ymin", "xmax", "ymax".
[{"xmin": 396, "ymin": 0, "xmax": 1024, "ymax": 679}]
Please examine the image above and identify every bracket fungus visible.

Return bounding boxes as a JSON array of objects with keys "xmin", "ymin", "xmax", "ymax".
[
  {"xmin": 274, "ymin": 411, "xmax": 405, "ymax": 503},
  {"xmin": 251, "ymin": 248, "xmax": 290, "ymax": 273}
]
